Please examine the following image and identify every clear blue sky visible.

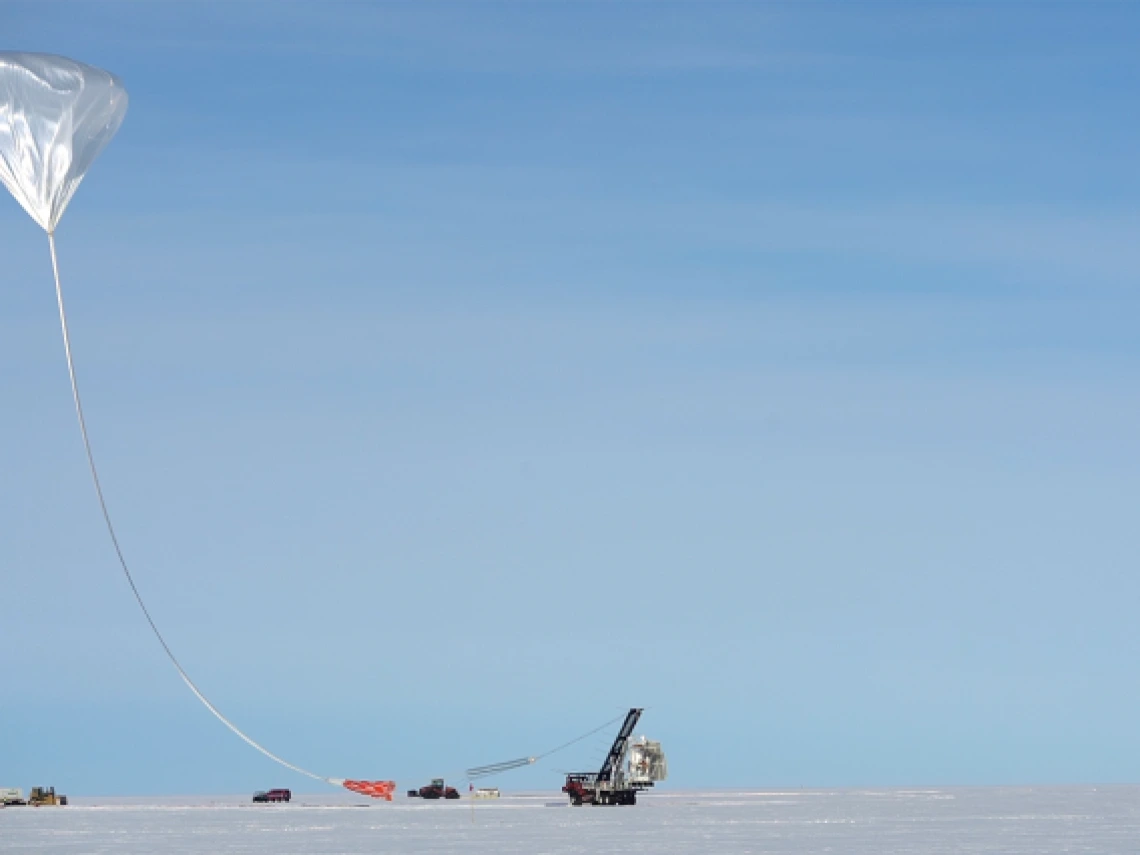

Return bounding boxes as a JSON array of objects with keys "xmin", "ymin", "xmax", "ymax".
[{"xmin": 3, "ymin": 1, "xmax": 1140, "ymax": 794}]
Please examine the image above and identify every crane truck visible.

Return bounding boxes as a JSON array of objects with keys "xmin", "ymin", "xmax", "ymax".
[{"xmin": 562, "ymin": 707, "xmax": 667, "ymax": 806}]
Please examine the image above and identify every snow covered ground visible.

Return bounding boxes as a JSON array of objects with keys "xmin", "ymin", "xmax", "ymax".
[{"xmin": 4, "ymin": 787, "xmax": 1140, "ymax": 854}]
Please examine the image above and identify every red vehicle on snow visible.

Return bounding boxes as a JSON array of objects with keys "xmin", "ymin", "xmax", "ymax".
[
  {"xmin": 406, "ymin": 779, "xmax": 460, "ymax": 800},
  {"xmin": 252, "ymin": 789, "xmax": 292, "ymax": 803}
]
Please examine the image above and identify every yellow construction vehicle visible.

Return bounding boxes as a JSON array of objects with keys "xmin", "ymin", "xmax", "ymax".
[{"xmin": 28, "ymin": 786, "xmax": 67, "ymax": 806}]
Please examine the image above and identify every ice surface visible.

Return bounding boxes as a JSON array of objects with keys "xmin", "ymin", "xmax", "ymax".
[{"xmin": 4, "ymin": 787, "xmax": 1140, "ymax": 854}]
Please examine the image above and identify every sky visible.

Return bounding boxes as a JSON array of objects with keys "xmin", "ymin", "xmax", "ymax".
[{"xmin": 2, "ymin": 1, "xmax": 1140, "ymax": 795}]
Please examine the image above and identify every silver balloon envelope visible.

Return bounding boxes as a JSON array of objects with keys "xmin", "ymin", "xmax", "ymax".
[{"xmin": 0, "ymin": 51, "xmax": 128, "ymax": 233}]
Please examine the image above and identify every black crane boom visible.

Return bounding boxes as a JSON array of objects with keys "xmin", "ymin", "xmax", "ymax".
[{"xmin": 596, "ymin": 708, "xmax": 643, "ymax": 783}]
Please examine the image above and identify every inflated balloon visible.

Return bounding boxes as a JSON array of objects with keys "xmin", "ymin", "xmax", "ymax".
[
  {"xmin": 1, "ymin": 52, "xmax": 398, "ymax": 801},
  {"xmin": 0, "ymin": 52, "xmax": 128, "ymax": 233}
]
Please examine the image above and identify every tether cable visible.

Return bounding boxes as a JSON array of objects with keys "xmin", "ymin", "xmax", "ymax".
[
  {"xmin": 464, "ymin": 710, "xmax": 630, "ymax": 780},
  {"xmin": 48, "ymin": 232, "xmax": 332, "ymax": 785}
]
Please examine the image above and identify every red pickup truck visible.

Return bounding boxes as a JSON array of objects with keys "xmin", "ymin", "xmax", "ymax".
[{"xmin": 252, "ymin": 789, "xmax": 292, "ymax": 803}]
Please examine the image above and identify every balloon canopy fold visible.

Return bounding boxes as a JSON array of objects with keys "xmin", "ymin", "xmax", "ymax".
[{"xmin": 0, "ymin": 51, "xmax": 128, "ymax": 233}]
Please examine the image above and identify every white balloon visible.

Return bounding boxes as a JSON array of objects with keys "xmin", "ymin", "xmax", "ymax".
[
  {"xmin": 5, "ymin": 52, "xmax": 339, "ymax": 791},
  {"xmin": 0, "ymin": 52, "xmax": 128, "ymax": 233}
]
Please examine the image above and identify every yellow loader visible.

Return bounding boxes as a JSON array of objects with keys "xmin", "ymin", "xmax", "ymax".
[{"xmin": 28, "ymin": 786, "xmax": 67, "ymax": 806}]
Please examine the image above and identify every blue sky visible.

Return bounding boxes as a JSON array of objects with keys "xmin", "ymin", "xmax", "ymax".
[{"xmin": 2, "ymin": 1, "xmax": 1140, "ymax": 794}]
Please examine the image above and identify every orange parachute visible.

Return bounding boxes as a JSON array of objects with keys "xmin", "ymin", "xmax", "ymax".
[{"xmin": 341, "ymin": 780, "xmax": 397, "ymax": 801}]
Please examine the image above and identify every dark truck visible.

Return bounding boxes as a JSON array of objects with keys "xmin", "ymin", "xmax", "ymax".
[
  {"xmin": 406, "ymin": 779, "xmax": 460, "ymax": 800},
  {"xmin": 252, "ymin": 789, "xmax": 292, "ymax": 803}
]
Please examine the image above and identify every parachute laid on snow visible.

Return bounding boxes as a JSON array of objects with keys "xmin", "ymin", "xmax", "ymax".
[
  {"xmin": 341, "ymin": 780, "xmax": 398, "ymax": 800},
  {"xmin": 0, "ymin": 51, "xmax": 394, "ymax": 801}
]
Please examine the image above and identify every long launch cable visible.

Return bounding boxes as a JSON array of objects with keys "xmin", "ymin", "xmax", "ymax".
[
  {"xmin": 49, "ymin": 233, "xmax": 628, "ymax": 794},
  {"xmin": 465, "ymin": 710, "xmax": 630, "ymax": 780},
  {"xmin": 48, "ymin": 233, "xmax": 335, "ymax": 786}
]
